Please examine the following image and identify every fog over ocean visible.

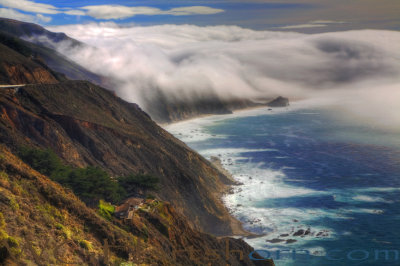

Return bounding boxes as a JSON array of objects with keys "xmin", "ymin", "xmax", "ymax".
[{"xmin": 45, "ymin": 24, "xmax": 400, "ymax": 131}]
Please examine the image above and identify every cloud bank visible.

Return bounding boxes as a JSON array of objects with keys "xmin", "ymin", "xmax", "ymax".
[
  {"xmin": 81, "ymin": 5, "xmax": 224, "ymax": 20},
  {"xmin": 277, "ymin": 20, "xmax": 346, "ymax": 29},
  {"xmin": 47, "ymin": 23, "xmax": 400, "ymax": 129}
]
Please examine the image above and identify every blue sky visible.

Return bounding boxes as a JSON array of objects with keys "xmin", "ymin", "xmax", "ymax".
[{"xmin": 0, "ymin": 0, "xmax": 399, "ymax": 31}]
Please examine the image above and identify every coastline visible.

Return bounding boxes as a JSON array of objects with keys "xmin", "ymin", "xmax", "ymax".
[
  {"xmin": 162, "ymin": 105, "xmax": 277, "ymax": 238},
  {"xmin": 210, "ymin": 156, "xmax": 261, "ymax": 238},
  {"xmin": 162, "ymin": 101, "xmax": 312, "ymax": 240},
  {"xmin": 158, "ymin": 104, "xmax": 273, "ymax": 128}
]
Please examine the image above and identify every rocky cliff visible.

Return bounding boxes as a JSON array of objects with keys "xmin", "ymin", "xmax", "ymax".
[
  {"xmin": 267, "ymin": 96, "xmax": 289, "ymax": 107},
  {"xmin": 0, "ymin": 26, "xmax": 251, "ymax": 236},
  {"xmin": 0, "ymin": 79, "xmax": 241, "ymax": 236},
  {"xmin": 0, "ymin": 41, "xmax": 59, "ymax": 85},
  {"xmin": 0, "ymin": 145, "xmax": 274, "ymax": 265},
  {"xmin": 0, "ymin": 19, "xmax": 278, "ymax": 265},
  {"xmin": 147, "ymin": 89, "xmax": 264, "ymax": 123}
]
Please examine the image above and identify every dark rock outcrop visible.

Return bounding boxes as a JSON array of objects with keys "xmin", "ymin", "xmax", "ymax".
[{"xmin": 267, "ymin": 96, "xmax": 289, "ymax": 107}]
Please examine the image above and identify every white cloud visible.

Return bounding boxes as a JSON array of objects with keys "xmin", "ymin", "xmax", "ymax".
[
  {"xmin": 277, "ymin": 20, "xmax": 347, "ymax": 29},
  {"xmin": 63, "ymin": 9, "xmax": 86, "ymax": 16},
  {"xmin": 0, "ymin": 8, "xmax": 51, "ymax": 22},
  {"xmin": 36, "ymin": 13, "xmax": 51, "ymax": 22},
  {"xmin": 80, "ymin": 5, "xmax": 224, "ymax": 20},
  {"xmin": 47, "ymin": 24, "xmax": 400, "ymax": 129},
  {"xmin": 81, "ymin": 5, "xmax": 161, "ymax": 20},
  {"xmin": 277, "ymin": 23, "xmax": 327, "ymax": 29},
  {"xmin": 0, "ymin": 0, "xmax": 58, "ymax": 14},
  {"xmin": 309, "ymin": 20, "xmax": 346, "ymax": 24},
  {"xmin": 165, "ymin": 6, "xmax": 224, "ymax": 16}
]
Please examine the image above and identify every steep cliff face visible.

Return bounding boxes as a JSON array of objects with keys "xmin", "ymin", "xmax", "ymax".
[
  {"xmin": 0, "ymin": 42, "xmax": 59, "ymax": 84},
  {"xmin": 0, "ymin": 146, "xmax": 274, "ymax": 265},
  {"xmin": 0, "ymin": 80, "xmax": 240, "ymax": 236},
  {"xmin": 146, "ymin": 89, "xmax": 264, "ymax": 123}
]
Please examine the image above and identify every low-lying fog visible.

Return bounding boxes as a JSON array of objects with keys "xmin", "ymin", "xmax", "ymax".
[{"xmin": 46, "ymin": 23, "xmax": 400, "ymax": 130}]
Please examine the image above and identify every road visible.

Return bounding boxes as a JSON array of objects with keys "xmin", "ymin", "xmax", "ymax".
[{"xmin": 0, "ymin": 84, "xmax": 26, "ymax": 88}]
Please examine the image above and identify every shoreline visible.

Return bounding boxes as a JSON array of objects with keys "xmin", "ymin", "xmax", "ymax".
[
  {"xmin": 162, "ymin": 104, "xmax": 295, "ymax": 239},
  {"xmin": 210, "ymin": 156, "xmax": 261, "ymax": 238},
  {"xmin": 158, "ymin": 104, "xmax": 274, "ymax": 128}
]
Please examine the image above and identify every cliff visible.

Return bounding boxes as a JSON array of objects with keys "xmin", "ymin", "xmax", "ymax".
[
  {"xmin": 0, "ymin": 40, "xmax": 60, "ymax": 85},
  {"xmin": 267, "ymin": 96, "xmax": 289, "ymax": 107},
  {"xmin": 0, "ymin": 26, "xmax": 248, "ymax": 237},
  {"xmin": 0, "ymin": 146, "xmax": 273, "ymax": 265},
  {"xmin": 147, "ymin": 89, "xmax": 264, "ymax": 123},
  {"xmin": 0, "ymin": 79, "xmax": 241, "ymax": 236}
]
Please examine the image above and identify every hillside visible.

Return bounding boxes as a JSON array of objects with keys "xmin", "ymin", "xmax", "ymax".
[
  {"xmin": 0, "ymin": 18, "xmax": 80, "ymax": 48},
  {"xmin": 0, "ymin": 20, "xmax": 255, "ymax": 236},
  {"xmin": 0, "ymin": 80, "xmax": 243, "ymax": 236},
  {"xmin": 0, "ymin": 18, "xmax": 103, "ymax": 85},
  {"xmin": 0, "ymin": 145, "xmax": 273, "ymax": 265},
  {"xmin": 0, "ymin": 40, "xmax": 60, "ymax": 84}
]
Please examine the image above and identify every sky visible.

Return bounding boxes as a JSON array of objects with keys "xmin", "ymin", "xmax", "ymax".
[{"xmin": 0, "ymin": 0, "xmax": 400, "ymax": 31}]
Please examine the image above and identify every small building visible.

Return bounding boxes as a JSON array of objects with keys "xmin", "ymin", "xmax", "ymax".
[{"xmin": 114, "ymin": 197, "xmax": 144, "ymax": 219}]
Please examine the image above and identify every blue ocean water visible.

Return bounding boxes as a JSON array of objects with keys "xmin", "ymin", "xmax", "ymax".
[{"xmin": 166, "ymin": 106, "xmax": 400, "ymax": 266}]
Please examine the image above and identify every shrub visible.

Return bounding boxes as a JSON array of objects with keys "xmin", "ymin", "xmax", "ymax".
[
  {"xmin": 7, "ymin": 237, "xmax": 19, "ymax": 248},
  {"xmin": 0, "ymin": 213, "xmax": 4, "ymax": 228},
  {"xmin": 18, "ymin": 147, "xmax": 127, "ymax": 204},
  {"xmin": 65, "ymin": 166, "xmax": 126, "ymax": 204},
  {"xmin": 79, "ymin": 240, "xmax": 92, "ymax": 251},
  {"xmin": 118, "ymin": 174, "xmax": 160, "ymax": 191},
  {"xmin": 55, "ymin": 223, "xmax": 64, "ymax": 230},
  {"xmin": 18, "ymin": 147, "xmax": 64, "ymax": 177},
  {"xmin": 61, "ymin": 227, "xmax": 72, "ymax": 239},
  {"xmin": 97, "ymin": 200, "xmax": 115, "ymax": 221},
  {"xmin": 146, "ymin": 194, "xmax": 156, "ymax": 200},
  {"xmin": 0, "ymin": 171, "xmax": 8, "ymax": 179},
  {"xmin": 9, "ymin": 197, "xmax": 19, "ymax": 211}
]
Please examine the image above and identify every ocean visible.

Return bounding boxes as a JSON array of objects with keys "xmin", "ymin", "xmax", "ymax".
[{"xmin": 165, "ymin": 102, "xmax": 400, "ymax": 266}]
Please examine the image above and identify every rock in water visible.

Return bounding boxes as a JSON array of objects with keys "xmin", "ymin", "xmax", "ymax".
[
  {"xmin": 267, "ymin": 96, "xmax": 289, "ymax": 107},
  {"xmin": 293, "ymin": 229, "xmax": 305, "ymax": 236}
]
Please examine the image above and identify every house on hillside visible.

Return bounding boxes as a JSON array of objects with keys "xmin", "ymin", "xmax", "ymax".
[{"xmin": 114, "ymin": 197, "xmax": 144, "ymax": 220}]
